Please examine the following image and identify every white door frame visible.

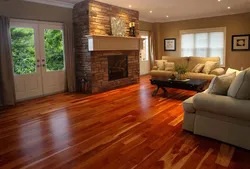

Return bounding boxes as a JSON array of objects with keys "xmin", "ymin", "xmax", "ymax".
[
  {"xmin": 139, "ymin": 31, "xmax": 150, "ymax": 75},
  {"xmin": 10, "ymin": 19, "xmax": 66, "ymax": 101},
  {"xmin": 39, "ymin": 23, "xmax": 66, "ymax": 95}
]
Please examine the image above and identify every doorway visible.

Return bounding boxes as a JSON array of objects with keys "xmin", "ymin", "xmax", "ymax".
[
  {"xmin": 139, "ymin": 31, "xmax": 150, "ymax": 75},
  {"xmin": 10, "ymin": 19, "xmax": 66, "ymax": 101}
]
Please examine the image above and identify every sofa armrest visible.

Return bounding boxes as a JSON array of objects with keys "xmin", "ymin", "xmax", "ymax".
[
  {"xmin": 210, "ymin": 68, "xmax": 225, "ymax": 76},
  {"xmin": 193, "ymin": 93, "xmax": 250, "ymax": 121}
]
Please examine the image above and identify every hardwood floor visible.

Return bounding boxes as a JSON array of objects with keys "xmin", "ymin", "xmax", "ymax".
[{"xmin": 1, "ymin": 76, "xmax": 250, "ymax": 169}]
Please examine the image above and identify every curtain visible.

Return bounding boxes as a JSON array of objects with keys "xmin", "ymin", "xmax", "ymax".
[
  {"xmin": 0, "ymin": 16, "xmax": 16, "ymax": 106},
  {"xmin": 64, "ymin": 23, "xmax": 76, "ymax": 92},
  {"xmin": 149, "ymin": 31, "xmax": 156, "ymax": 69}
]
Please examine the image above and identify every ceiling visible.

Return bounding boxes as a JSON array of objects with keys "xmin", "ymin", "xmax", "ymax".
[{"xmin": 24, "ymin": 0, "xmax": 250, "ymax": 22}]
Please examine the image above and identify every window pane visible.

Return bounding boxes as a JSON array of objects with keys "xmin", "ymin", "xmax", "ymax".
[
  {"xmin": 44, "ymin": 29, "xmax": 65, "ymax": 71},
  {"xmin": 140, "ymin": 35, "xmax": 149, "ymax": 61},
  {"xmin": 195, "ymin": 33, "xmax": 208, "ymax": 57},
  {"xmin": 181, "ymin": 34, "xmax": 194, "ymax": 57},
  {"xmin": 209, "ymin": 32, "xmax": 224, "ymax": 64},
  {"xmin": 10, "ymin": 27, "xmax": 36, "ymax": 75}
]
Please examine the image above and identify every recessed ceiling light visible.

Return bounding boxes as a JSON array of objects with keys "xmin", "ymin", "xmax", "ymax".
[
  {"xmin": 228, "ymin": 6, "xmax": 231, "ymax": 9},
  {"xmin": 150, "ymin": 11, "xmax": 153, "ymax": 13},
  {"xmin": 166, "ymin": 15, "xmax": 169, "ymax": 18},
  {"xmin": 218, "ymin": 0, "xmax": 221, "ymax": 2},
  {"xmin": 129, "ymin": 5, "xmax": 132, "ymax": 8}
]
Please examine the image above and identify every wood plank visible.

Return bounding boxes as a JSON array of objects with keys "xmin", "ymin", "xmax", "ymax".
[
  {"xmin": 0, "ymin": 76, "xmax": 249, "ymax": 169},
  {"xmin": 216, "ymin": 144, "xmax": 235, "ymax": 167}
]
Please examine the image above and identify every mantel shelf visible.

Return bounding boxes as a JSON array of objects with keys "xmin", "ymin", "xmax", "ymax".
[{"xmin": 86, "ymin": 35, "xmax": 145, "ymax": 51}]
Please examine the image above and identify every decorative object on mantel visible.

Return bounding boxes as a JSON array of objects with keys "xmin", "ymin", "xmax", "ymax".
[
  {"xmin": 129, "ymin": 22, "xmax": 136, "ymax": 37},
  {"xmin": 164, "ymin": 38, "xmax": 176, "ymax": 51},
  {"xmin": 232, "ymin": 34, "xmax": 250, "ymax": 51},
  {"xmin": 111, "ymin": 17, "xmax": 126, "ymax": 37},
  {"xmin": 174, "ymin": 64, "xmax": 188, "ymax": 80}
]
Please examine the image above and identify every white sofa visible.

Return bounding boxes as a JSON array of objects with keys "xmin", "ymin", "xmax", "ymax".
[{"xmin": 183, "ymin": 69, "xmax": 250, "ymax": 150}]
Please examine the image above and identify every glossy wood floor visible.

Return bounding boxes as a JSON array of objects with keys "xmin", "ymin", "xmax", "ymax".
[{"xmin": 1, "ymin": 76, "xmax": 250, "ymax": 169}]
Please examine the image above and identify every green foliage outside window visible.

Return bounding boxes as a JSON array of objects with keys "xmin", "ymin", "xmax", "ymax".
[
  {"xmin": 44, "ymin": 29, "xmax": 64, "ymax": 71},
  {"xmin": 10, "ymin": 27, "xmax": 36, "ymax": 75},
  {"xmin": 10, "ymin": 28, "xmax": 64, "ymax": 75}
]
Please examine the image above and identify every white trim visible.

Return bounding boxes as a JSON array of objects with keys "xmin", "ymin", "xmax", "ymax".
[
  {"xmin": 180, "ymin": 27, "xmax": 226, "ymax": 34},
  {"xmin": 151, "ymin": 11, "xmax": 250, "ymax": 23},
  {"xmin": 23, "ymin": 0, "xmax": 74, "ymax": 8},
  {"xmin": 11, "ymin": 19, "xmax": 63, "ymax": 26},
  {"xmin": 179, "ymin": 27, "xmax": 227, "ymax": 67}
]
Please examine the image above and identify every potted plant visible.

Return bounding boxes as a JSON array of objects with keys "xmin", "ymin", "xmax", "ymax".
[{"xmin": 174, "ymin": 64, "xmax": 188, "ymax": 80}]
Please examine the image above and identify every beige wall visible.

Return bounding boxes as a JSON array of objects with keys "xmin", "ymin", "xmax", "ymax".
[
  {"xmin": 158, "ymin": 12, "xmax": 250, "ymax": 69},
  {"xmin": 0, "ymin": 0, "xmax": 72, "ymax": 24},
  {"xmin": 139, "ymin": 21, "xmax": 153, "ymax": 31}
]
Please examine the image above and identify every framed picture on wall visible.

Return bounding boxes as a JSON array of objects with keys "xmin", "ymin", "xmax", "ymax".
[
  {"xmin": 164, "ymin": 38, "xmax": 176, "ymax": 51},
  {"xmin": 232, "ymin": 34, "xmax": 250, "ymax": 51}
]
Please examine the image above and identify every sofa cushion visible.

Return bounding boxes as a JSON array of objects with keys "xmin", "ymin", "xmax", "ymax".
[
  {"xmin": 210, "ymin": 68, "xmax": 225, "ymax": 76},
  {"xmin": 155, "ymin": 60, "xmax": 166, "ymax": 70},
  {"xmin": 207, "ymin": 72, "xmax": 236, "ymax": 95},
  {"xmin": 165, "ymin": 62, "xmax": 175, "ymax": 71},
  {"xmin": 228, "ymin": 69, "xmax": 250, "ymax": 100},
  {"xmin": 202, "ymin": 61, "xmax": 218, "ymax": 74},
  {"xmin": 183, "ymin": 96, "xmax": 195, "ymax": 113},
  {"xmin": 193, "ymin": 93, "xmax": 250, "ymax": 122},
  {"xmin": 185, "ymin": 72, "xmax": 216, "ymax": 81},
  {"xmin": 162, "ymin": 56, "xmax": 189, "ymax": 67},
  {"xmin": 188, "ymin": 57, "xmax": 220, "ymax": 71},
  {"xmin": 226, "ymin": 68, "xmax": 242, "ymax": 76},
  {"xmin": 191, "ymin": 63, "xmax": 205, "ymax": 73}
]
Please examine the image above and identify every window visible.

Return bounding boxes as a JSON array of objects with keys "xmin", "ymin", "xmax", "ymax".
[
  {"xmin": 180, "ymin": 27, "xmax": 226, "ymax": 65},
  {"xmin": 140, "ymin": 31, "xmax": 149, "ymax": 61}
]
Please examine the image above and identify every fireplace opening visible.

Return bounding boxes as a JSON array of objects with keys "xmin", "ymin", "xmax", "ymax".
[{"xmin": 108, "ymin": 55, "xmax": 128, "ymax": 81}]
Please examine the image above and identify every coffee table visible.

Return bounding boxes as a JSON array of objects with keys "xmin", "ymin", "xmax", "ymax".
[{"xmin": 150, "ymin": 78, "xmax": 208, "ymax": 96}]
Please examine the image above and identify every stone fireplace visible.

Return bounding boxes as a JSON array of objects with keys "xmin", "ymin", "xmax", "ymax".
[{"xmin": 73, "ymin": 0, "xmax": 140, "ymax": 93}]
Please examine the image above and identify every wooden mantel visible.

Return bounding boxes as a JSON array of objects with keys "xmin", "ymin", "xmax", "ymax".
[{"xmin": 86, "ymin": 35, "xmax": 144, "ymax": 51}]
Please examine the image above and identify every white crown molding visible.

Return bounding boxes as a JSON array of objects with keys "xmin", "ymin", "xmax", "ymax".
[
  {"xmin": 153, "ymin": 10, "xmax": 250, "ymax": 23},
  {"xmin": 139, "ymin": 17, "xmax": 154, "ymax": 23},
  {"xmin": 23, "ymin": 0, "xmax": 74, "ymax": 8}
]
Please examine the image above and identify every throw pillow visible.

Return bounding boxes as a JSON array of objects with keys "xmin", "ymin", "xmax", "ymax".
[
  {"xmin": 207, "ymin": 72, "xmax": 236, "ymax": 95},
  {"xmin": 191, "ymin": 63, "xmax": 205, "ymax": 73},
  {"xmin": 227, "ymin": 69, "xmax": 250, "ymax": 100},
  {"xmin": 155, "ymin": 60, "xmax": 166, "ymax": 70},
  {"xmin": 226, "ymin": 68, "xmax": 242, "ymax": 76},
  {"xmin": 165, "ymin": 62, "xmax": 175, "ymax": 71},
  {"xmin": 202, "ymin": 61, "xmax": 218, "ymax": 74}
]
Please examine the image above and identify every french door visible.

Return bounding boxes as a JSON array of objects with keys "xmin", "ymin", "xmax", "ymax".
[
  {"xmin": 10, "ymin": 20, "xmax": 66, "ymax": 101},
  {"xmin": 139, "ymin": 31, "xmax": 150, "ymax": 75}
]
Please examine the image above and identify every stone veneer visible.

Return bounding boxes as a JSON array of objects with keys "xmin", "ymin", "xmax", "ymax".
[{"xmin": 73, "ymin": 0, "xmax": 140, "ymax": 93}]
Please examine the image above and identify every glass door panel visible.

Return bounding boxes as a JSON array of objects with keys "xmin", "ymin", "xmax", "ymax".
[
  {"xmin": 39, "ymin": 24, "xmax": 66, "ymax": 95},
  {"xmin": 44, "ymin": 29, "xmax": 65, "ymax": 72},
  {"xmin": 10, "ymin": 21, "xmax": 43, "ymax": 101},
  {"xmin": 10, "ymin": 27, "xmax": 36, "ymax": 75}
]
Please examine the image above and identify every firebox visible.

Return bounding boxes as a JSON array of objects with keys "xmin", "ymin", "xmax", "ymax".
[{"xmin": 108, "ymin": 55, "xmax": 128, "ymax": 81}]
